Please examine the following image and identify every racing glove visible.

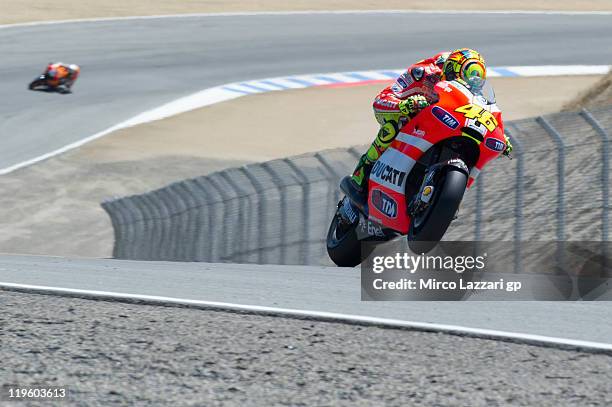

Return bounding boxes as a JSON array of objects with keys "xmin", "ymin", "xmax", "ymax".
[
  {"xmin": 503, "ymin": 134, "xmax": 513, "ymax": 158},
  {"xmin": 398, "ymin": 95, "xmax": 429, "ymax": 116}
]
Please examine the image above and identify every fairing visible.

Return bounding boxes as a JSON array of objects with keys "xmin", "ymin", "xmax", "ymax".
[{"xmin": 368, "ymin": 80, "xmax": 506, "ymax": 234}]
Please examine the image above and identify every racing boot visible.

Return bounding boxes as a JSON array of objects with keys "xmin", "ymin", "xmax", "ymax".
[
  {"xmin": 338, "ymin": 155, "xmax": 372, "ymax": 213},
  {"xmin": 350, "ymin": 153, "xmax": 373, "ymax": 197},
  {"xmin": 348, "ymin": 120, "xmax": 399, "ymax": 201}
]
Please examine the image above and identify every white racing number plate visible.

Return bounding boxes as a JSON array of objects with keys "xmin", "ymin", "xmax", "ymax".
[{"xmin": 370, "ymin": 148, "xmax": 416, "ymax": 194}]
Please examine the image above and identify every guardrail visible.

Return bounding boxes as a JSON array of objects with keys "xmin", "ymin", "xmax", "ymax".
[{"xmin": 102, "ymin": 106, "xmax": 612, "ymax": 266}]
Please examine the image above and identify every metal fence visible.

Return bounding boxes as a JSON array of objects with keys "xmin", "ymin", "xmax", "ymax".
[{"xmin": 101, "ymin": 106, "xmax": 612, "ymax": 266}]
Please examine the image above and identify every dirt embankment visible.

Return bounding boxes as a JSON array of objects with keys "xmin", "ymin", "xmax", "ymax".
[
  {"xmin": 563, "ymin": 72, "xmax": 612, "ymax": 111},
  {"xmin": 1, "ymin": 0, "xmax": 611, "ymax": 25}
]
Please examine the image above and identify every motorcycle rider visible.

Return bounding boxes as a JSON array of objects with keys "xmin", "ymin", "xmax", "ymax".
[
  {"xmin": 45, "ymin": 62, "xmax": 81, "ymax": 92},
  {"xmin": 349, "ymin": 48, "xmax": 512, "ymax": 196}
]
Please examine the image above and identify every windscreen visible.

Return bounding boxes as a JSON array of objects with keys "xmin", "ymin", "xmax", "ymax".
[{"xmin": 469, "ymin": 78, "xmax": 496, "ymax": 105}]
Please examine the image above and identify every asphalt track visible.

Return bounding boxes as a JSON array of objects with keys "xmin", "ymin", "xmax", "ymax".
[
  {"xmin": 5, "ymin": 291, "xmax": 612, "ymax": 406},
  {"xmin": 1, "ymin": 12, "xmax": 612, "ymax": 172},
  {"xmin": 1, "ymin": 255, "xmax": 612, "ymax": 351}
]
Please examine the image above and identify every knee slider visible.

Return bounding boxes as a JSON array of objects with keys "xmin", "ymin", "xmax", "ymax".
[{"xmin": 377, "ymin": 121, "xmax": 398, "ymax": 143}]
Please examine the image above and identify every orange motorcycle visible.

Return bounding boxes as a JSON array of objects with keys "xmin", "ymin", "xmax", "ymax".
[{"xmin": 29, "ymin": 63, "xmax": 80, "ymax": 93}]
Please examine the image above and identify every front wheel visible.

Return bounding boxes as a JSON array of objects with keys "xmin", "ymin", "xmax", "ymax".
[
  {"xmin": 28, "ymin": 78, "xmax": 47, "ymax": 90},
  {"xmin": 408, "ymin": 169, "xmax": 467, "ymax": 253},
  {"xmin": 326, "ymin": 211, "xmax": 373, "ymax": 267}
]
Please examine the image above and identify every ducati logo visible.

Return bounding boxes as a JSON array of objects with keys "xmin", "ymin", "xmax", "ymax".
[{"xmin": 371, "ymin": 161, "xmax": 407, "ymax": 187}]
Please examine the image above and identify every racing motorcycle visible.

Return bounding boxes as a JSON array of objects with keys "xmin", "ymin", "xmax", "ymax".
[
  {"xmin": 28, "ymin": 65, "xmax": 75, "ymax": 94},
  {"xmin": 326, "ymin": 79, "xmax": 509, "ymax": 267}
]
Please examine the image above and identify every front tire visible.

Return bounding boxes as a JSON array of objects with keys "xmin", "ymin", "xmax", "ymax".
[
  {"xmin": 29, "ymin": 79, "xmax": 45, "ymax": 90},
  {"xmin": 408, "ymin": 169, "xmax": 467, "ymax": 253}
]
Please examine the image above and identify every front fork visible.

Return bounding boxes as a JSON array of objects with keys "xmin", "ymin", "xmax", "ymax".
[{"xmin": 408, "ymin": 158, "xmax": 469, "ymax": 218}]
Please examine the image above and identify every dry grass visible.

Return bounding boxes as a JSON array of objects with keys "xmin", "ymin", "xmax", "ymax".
[{"xmin": 563, "ymin": 72, "xmax": 612, "ymax": 111}]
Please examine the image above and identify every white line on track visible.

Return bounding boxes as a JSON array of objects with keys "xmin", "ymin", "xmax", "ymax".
[
  {"xmin": 1, "ymin": 9, "xmax": 611, "ymax": 30},
  {"xmin": 2, "ymin": 281, "xmax": 612, "ymax": 353}
]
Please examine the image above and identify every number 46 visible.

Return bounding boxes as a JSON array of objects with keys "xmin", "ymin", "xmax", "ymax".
[{"xmin": 455, "ymin": 104, "xmax": 498, "ymax": 132}]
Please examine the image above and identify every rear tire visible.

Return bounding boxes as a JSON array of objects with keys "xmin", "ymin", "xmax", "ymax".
[
  {"xmin": 57, "ymin": 84, "xmax": 71, "ymax": 94},
  {"xmin": 326, "ymin": 212, "xmax": 373, "ymax": 267},
  {"xmin": 408, "ymin": 169, "xmax": 467, "ymax": 253}
]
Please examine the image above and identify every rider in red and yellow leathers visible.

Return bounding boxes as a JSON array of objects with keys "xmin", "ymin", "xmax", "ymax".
[{"xmin": 350, "ymin": 48, "xmax": 511, "ymax": 194}]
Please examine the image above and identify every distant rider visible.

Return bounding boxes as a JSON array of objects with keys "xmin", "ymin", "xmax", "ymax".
[
  {"xmin": 45, "ymin": 62, "xmax": 81, "ymax": 93},
  {"xmin": 349, "ymin": 48, "xmax": 512, "ymax": 196}
]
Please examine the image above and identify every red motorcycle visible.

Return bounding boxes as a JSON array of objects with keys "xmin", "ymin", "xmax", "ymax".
[{"xmin": 327, "ymin": 79, "xmax": 509, "ymax": 267}]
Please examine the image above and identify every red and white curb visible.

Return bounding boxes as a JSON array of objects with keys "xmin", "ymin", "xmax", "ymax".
[
  {"xmin": 124, "ymin": 65, "xmax": 611, "ymax": 128},
  {"xmin": 219, "ymin": 65, "xmax": 611, "ymax": 95}
]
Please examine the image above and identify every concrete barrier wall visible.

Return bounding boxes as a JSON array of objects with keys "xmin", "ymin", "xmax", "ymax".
[{"xmin": 102, "ymin": 106, "xmax": 612, "ymax": 266}]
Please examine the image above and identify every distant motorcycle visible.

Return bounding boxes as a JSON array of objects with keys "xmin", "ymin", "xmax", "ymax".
[
  {"xmin": 29, "ymin": 63, "xmax": 80, "ymax": 94},
  {"xmin": 327, "ymin": 79, "xmax": 510, "ymax": 267}
]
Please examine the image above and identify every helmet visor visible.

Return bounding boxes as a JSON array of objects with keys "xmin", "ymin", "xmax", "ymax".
[{"xmin": 463, "ymin": 61, "xmax": 486, "ymax": 92}]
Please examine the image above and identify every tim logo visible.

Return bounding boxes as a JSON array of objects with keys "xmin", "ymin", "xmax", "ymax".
[
  {"xmin": 485, "ymin": 137, "xmax": 506, "ymax": 152},
  {"xmin": 371, "ymin": 189, "xmax": 398, "ymax": 219},
  {"xmin": 432, "ymin": 106, "xmax": 459, "ymax": 129}
]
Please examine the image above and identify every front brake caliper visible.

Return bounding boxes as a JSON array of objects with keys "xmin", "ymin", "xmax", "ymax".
[{"xmin": 408, "ymin": 169, "xmax": 437, "ymax": 216}]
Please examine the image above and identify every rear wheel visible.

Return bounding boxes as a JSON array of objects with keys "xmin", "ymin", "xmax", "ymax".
[
  {"xmin": 326, "ymin": 211, "xmax": 373, "ymax": 267},
  {"xmin": 408, "ymin": 169, "xmax": 467, "ymax": 253},
  {"xmin": 57, "ymin": 84, "xmax": 71, "ymax": 94}
]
